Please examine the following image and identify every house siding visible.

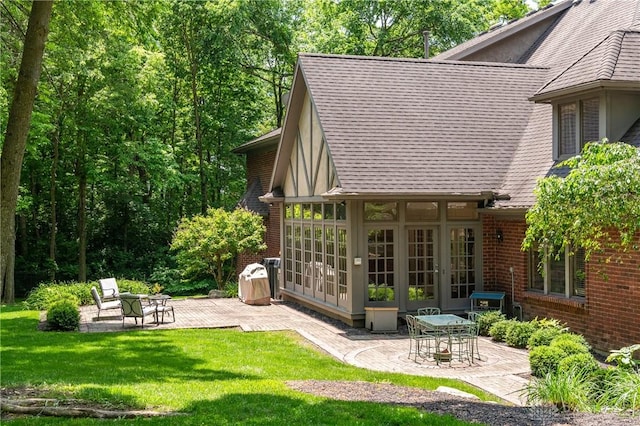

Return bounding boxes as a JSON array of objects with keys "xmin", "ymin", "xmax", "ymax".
[{"xmin": 484, "ymin": 215, "xmax": 640, "ymax": 353}]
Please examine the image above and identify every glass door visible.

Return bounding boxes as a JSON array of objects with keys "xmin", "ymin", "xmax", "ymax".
[
  {"xmin": 406, "ymin": 227, "xmax": 439, "ymax": 311},
  {"xmin": 444, "ymin": 226, "xmax": 480, "ymax": 311}
]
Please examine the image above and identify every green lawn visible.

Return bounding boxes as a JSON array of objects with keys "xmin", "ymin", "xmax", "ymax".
[{"xmin": 1, "ymin": 304, "xmax": 494, "ymax": 425}]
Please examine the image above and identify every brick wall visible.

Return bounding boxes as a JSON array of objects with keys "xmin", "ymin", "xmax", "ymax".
[
  {"xmin": 483, "ymin": 215, "xmax": 640, "ymax": 353},
  {"xmin": 236, "ymin": 149, "xmax": 281, "ymax": 275}
]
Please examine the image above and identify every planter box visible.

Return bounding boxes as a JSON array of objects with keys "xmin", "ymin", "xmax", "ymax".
[{"xmin": 364, "ymin": 307, "xmax": 398, "ymax": 332}]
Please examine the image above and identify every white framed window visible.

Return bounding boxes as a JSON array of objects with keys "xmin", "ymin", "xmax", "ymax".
[
  {"xmin": 555, "ymin": 97, "xmax": 600, "ymax": 160},
  {"xmin": 528, "ymin": 246, "xmax": 586, "ymax": 298}
]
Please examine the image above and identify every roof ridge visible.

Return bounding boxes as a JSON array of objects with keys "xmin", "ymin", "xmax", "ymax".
[
  {"xmin": 299, "ymin": 53, "xmax": 549, "ymax": 70},
  {"xmin": 597, "ymin": 31, "xmax": 625, "ymax": 80}
]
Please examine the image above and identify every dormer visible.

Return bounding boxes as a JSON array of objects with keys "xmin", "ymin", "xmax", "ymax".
[{"xmin": 530, "ymin": 30, "xmax": 640, "ymax": 161}]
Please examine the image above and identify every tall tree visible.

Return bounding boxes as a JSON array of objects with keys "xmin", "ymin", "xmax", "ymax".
[{"xmin": 1, "ymin": 0, "xmax": 53, "ymax": 303}]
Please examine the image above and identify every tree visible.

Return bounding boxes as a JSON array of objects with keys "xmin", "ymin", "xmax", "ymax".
[
  {"xmin": 523, "ymin": 140, "xmax": 640, "ymax": 262},
  {"xmin": 170, "ymin": 208, "xmax": 266, "ymax": 291},
  {"xmin": 1, "ymin": 0, "xmax": 53, "ymax": 303}
]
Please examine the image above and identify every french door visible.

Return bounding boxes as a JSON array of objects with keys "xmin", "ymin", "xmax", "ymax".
[
  {"xmin": 443, "ymin": 226, "xmax": 480, "ymax": 311},
  {"xmin": 406, "ymin": 227, "xmax": 439, "ymax": 311}
]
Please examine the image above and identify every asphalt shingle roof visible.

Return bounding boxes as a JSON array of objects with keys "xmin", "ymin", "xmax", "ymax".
[
  {"xmin": 535, "ymin": 30, "xmax": 640, "ymax": 97},
  {"xmin": 299, "ymin": 54, "xmax": 549, "ymax": 196}
]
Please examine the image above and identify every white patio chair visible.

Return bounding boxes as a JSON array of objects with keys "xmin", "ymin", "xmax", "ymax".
[
  {"xmin": 91, "ymin": 286, "xmax": 121, "ymax": 319},
  {"xmin": 99, "ymin": 278, "xmax": 120, "ymax": 301}
]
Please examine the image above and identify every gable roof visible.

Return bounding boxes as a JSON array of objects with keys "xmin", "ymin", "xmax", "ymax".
[
  {"xmin": 533, "ymin": 30, "xmax": 640, "ymax": 100},
  {"xmin": 269, "ymin": 0, "xmax": 640, "ymax": 208},
  {"xmin": 280, "ymin": 54, "xmax": 549, "ymax": 197}
]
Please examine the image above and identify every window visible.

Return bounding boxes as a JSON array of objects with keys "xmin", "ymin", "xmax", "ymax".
[
  {"xmin": 406, "ymin": 202, "xmax": 439, "ymax": 221},
  {"xmin": 364, "ymin": 202, "xmax": 397, "ymax": 221},
  {"xmin": 446, "ymin": 202, "xmax": 478, "ymax": 220},
  {"xmin": 528, "ymin": 246, "xmax": 586, "ymax": 298},
  {"xmin": 556, "ymin": 97, "xmax": 599, "ymax": 159}
]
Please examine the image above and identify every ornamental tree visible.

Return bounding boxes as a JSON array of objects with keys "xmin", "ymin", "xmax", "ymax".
[
  {"xmin": 171, "ymin": 208, "xmax": 266, "ymax": 291},
  {"xmin": 522, "ymin": 140, "xmax": 640, "ymax": 261}
]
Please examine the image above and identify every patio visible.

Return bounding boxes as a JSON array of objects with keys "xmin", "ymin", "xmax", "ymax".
[{"xmin": 78, "ymin": 297, "xmax": 531, "ymax": 406}]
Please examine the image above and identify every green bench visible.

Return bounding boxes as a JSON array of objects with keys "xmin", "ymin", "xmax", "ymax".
[{"xmin": 469, "ymin": 291, "xmax": 505, "ymax": 313}]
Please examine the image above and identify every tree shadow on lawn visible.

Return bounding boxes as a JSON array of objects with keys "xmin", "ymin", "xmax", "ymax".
[{"xmin": 176, "ymin": 393, "xmax": 467, "ymax": 425}]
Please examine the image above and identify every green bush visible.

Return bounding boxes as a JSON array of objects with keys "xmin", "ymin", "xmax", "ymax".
[
  {"xmin": 529, "ymin": 345, "xmax": 567, "ymax": 377},
  {"xmin": 558, "ymin": 353, "xmax": 599, "ymax": 375},
  {"xmin": 24, "ymin": 282, "xmax": 92, "ymax": 310},
  {"xmin": 225, "ymin": 282, "xmax": 239, "ymax": 298},
  {"xmin": 46, "ymin": 298, "xmax": 80, "ymax": 331},
  {"xmin": 550, "ymin": 333, "xmax": 590, "ymax": 355},
  {"xmin": 528, "ymin": 327, "xmax": 565, "ymax": 349},
  {"xmin": 114, "ymin": 279, "xmax": 150, "ymax": 295},
  {"xmin": 489, "ymin": 319, "xmax": 517, "ymax": 342},
  {"xmin": 475, "ymin": 310, "xmax": 506, "ymax": 336},
  {"xmin": 505, "ymin": 321, "xmax": 538, "ymax": 348}
]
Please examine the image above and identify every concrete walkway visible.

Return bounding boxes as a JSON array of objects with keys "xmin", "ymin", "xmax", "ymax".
[{"xmin": 80, "ymin": 297, "xmax": 531, "ymax": 406}]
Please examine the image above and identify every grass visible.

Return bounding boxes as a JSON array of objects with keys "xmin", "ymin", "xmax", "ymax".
[{"xmin": 0, "ymin": 304, "xmax": 496, "ymax": 425}]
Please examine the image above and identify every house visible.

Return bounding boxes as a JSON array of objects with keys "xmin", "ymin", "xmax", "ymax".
[{"xmin": 237, "ymin": 0, "xmax": 640, "ymax": 352}]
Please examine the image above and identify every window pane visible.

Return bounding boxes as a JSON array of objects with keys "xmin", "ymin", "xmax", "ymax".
[
  {"xmin": 406, "ymin": 202, "xmax": 439, "ymax": 221},
  {"xmin": 529, "ymin": 249, "xmax": 544, "ymax": 291},
  {"xmin": 559, "ymin": 103, "xmax": 576, "ymax": 156},
  {"xmin": 446, "ymin": 202, "xmax": 478, "ymax": 220},
  {"xmin": 581, "ymin": 98, "xmax": 599, "ymax": 147},
  {"xmin": 549, "ymin": 252, "xmax": 565, "ymax": 294},
  {"xmin": 364, "ymin": 202, "xmax": 397, "ymax": 221},
  {"xmin": 573, "ymin": 248, "xmax": 586, "ymax": 297}
]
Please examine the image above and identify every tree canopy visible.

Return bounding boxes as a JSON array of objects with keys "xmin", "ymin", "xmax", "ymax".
[
  {"xmin": 1, "ymin": 0, "xmax": 533, "ymax": 300},
  {"xmin": 523, "ymin": 140, "xmax": 640, "ymax": 261}
]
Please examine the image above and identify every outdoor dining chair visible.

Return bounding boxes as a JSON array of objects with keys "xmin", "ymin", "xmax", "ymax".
[
  {"xmin": 417, "ymin": 307, "xmax": 441, "ymax": 316},
  {"xmin": 447, "ymin": 320, "xmax": 473, "ymax": 365},
  {"xmin": 467, "ymin": 311, "xmax": 482, "ymax": 361},
  {"xmin": 406, "ymin": 315, "xmax": 439, "ymax": 361},
  {"xmin": 120, "ymin": 293, "xmax": 157, "ymax": 328}
]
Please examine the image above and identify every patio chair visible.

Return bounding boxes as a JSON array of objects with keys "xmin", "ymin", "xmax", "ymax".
[
  {"xmin": 467, "ymin": 311, "xmax": 482, "ymax": 360},
  {"xmin": 417, "ymin": 307, "xmax": 440, "ymax": 316},
  {"xmin": 447, "ymin": 321, "xmax": 472, "ymax": 365},
  {"xmin": 91, "ymin": 286, "xmax": 121, "ymax": 319},
  {"xmin": 99, "ymin": 277, "xmax": 120, "ymax": 301},
  {"xmin": 406, "ymin": 315, "xmax": 438, "ymax": 361},
  {"xmin": 120, "ymin": 293, "xmax": 157, "ymax": 328}
]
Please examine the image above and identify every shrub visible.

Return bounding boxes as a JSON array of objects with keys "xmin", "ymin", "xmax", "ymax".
[
  {"xmin": 475, "ymin": 310, "xmax": 506, "ymax": 336},
  {"xmin": 115, "ymin": 279, "xmax": 150, "ymax": 295},
  {"xmin": 24, "ymin": 282, "xmax": 92, "ymax": 310},
  {"xmin": 505, "ymin": 321, "xmax": 538, "ymax": 348},
  {"xmin": 528, "ymin": 327, "xmax": 565, "ymax": 349},
  {"xmin": 558, "ymin": 353, "xmax": 599, "ymax": 375},
  {"xmin": 529, "ymin": 345, "xmax": 566, "ymax": 377},
  {"xmin": 225, "ymin": 282, "xmax": 239, "ymax": 298},
  {"xmin": 46, "ymin": 298, "xmax": 80, "ymax": 331},
  {"xmin": 489, "ymin": 319, "xmax": 517, "ymax": 342},
  {"xmin": 550, "ymin": 333, "xmax": 590, "ymax": 355}
]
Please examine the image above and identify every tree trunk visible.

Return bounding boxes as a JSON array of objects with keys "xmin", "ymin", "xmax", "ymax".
[
  {"xmin": 0, "ymin": 0, "xmax": 53, "ymax": 303},
  {"xmin": 77, "ymin": 145, "xmax": 87, "ymax": 283},
  {"xmin": 182, "ymin": 23, "xmax": 207, "ymax": 214},
  {"xmin": 49, "ymin": 114, "xmax": 62, "ymax": 281}
]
